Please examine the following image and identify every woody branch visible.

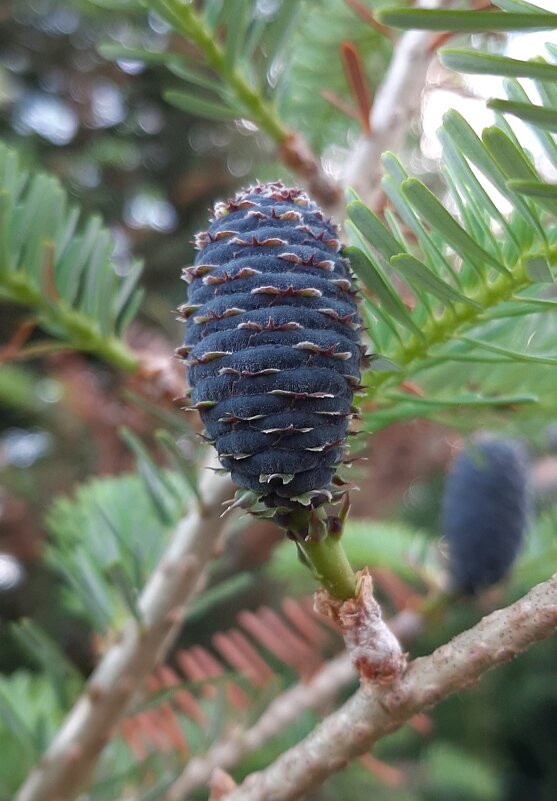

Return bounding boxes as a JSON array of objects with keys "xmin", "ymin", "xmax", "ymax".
[
  {"xmin": 342, "ymin": 0, "xmax": 451, "ymax": 211},
  {"xmin": 15, "ymin": 462, "xmax": 233, "ymax": 801},
  {"xmin": 222, "ymin": 573, "xmax": 557, "ymax": 801},
  {"xmin": 282, "ymin": 0, "xmax": 451, "ymax": 218},
  {"xmin": 166, "ymin": 607, "xmax": 424, "ymax": 799}
]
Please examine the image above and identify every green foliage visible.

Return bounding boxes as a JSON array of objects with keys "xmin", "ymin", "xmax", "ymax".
[
  {"xmin": 95, "ymin": 0, "xmax": 394, "ymax": 154},
  {"xmin": 45, "ymin": 463, "xmax": 191, "ymax": 632},
  {"xmin": 347, "ymin": 70, "xmax": 557, "ymax": 431},
  {"xmin": 276, "ymin": 0, "xmax": 393, "ymax": 152},
  {"xmin": 324, "ymin": 740, "xmax": 502, "ymax": 801},
  {"xmin": 4, "ymin": 2, "xmax": 557, "ymax": 800},
  {"xmin": 96, "ymin": 0, "xmax": 295, "ymax": 143},
  {"xmin": 269, "ymin": 496, "xmax": 557, "ymax": 599},
  {"xmin": 333, "ymin": 2, "xmax": 557, "ymax": 433},
  {"xmin": 44, "ymin": 430, "xmax": 252, "ymax": 635},
  {"xmin": 269, "ymin": 518, "xmax": 435, "ymax": 594},
  {"xmin": 515, "ymin": 503, "xmax": 557, "ymax": 592},
  {"xmin": 422, "ymin": 742, "xmax": 501, "ymax": 801},
  {"xmin": 0, "ymin": 364, "xmax": 43, "ymax": 416},
  {"xmin": 0, "ymin": 143, "xmax": 141, "ymax": 370},
  {"xmin": 380, "ymin": 7, "xmax": 557, "ymax": 32},
  {"xmin": 0, "ymin": 672, "xmax": 70, "ymax": 801}
]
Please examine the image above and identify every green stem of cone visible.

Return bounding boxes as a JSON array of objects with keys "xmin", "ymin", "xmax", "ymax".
[{"xmin": 297, "ymin": 535, "xmax": 357, "ymax": 601}]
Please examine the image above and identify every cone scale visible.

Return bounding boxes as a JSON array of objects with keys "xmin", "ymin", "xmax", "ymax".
[
  {"xmin": 179, "ymin": 182, "xmax": 363, "ymax": 598},
  {"xmin": 442, "ymin": 438, "xmax": 530, "ymax": 595}
]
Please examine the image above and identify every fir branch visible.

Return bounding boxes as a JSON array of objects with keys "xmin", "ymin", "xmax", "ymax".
[
  {"xmin": 0, "ymin": 143, "xmax": 141, "ymax": 371},
  {"xmin": 340, "ymin": 7, "xmax": 557, "ymax": 428},
  {"xmin": 154, "ymin": 0, "xmax": 288, "ymax": 140},
  {"xmin": 342, "ymin": 0, "xmax": 450, "ymax": 209},
  {"xmin": 364, "ymin": 248, "xmax": 537, "ymax": 411},
  {"xmin": 166, "ymin": 652, "xmax": 355, "ymax": 801},
  {"xmin": 164, "ymin": 608, "xmax": 424, "ymax": 799},
  {"xmin": 223, "ymin": 573, "xmax": 557, "ymax": 801},
  {"xmin": 15, "ymin": 462, "xmax": 233, "ymax": 801},
  {"xmin": 132, "ymin": 0, "xmax": 342, "ymax": 212}
]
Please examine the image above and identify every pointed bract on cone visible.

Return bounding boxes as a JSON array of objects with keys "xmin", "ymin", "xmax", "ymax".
[
  {"xmin": 442, "ymin": 437, "xmax": 530, "ymax": 595},
  {"xmin": 180, "ymin": 182, "xmax": 362, "ymax": 512}
]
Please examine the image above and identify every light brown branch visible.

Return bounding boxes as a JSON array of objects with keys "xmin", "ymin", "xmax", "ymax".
[
  {"xmin": 296, "ymin": 0, "xmax": 452, "ymax": 219},
  {"xmin": 341, "ymin": 0, "xmax": 451, "ymax": 210},
  {"xmin": 167, "ymin": 653, "xmax": 355, "ymax": 801},
  {"xmin": 166, "ymin": 606, "xmax": 423, "ymax": 799},
  {"xmin": 15, "ymin": 463, "xmax": 233, "ymax": 801},
  {"xmin": 223, "ymin": 573, "xmax": 557, "ymax": 801}
]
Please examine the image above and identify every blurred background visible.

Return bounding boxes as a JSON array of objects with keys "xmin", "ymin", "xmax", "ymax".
[{"xmin": 1, "ymin": 2, "xmax": 557, "ymax": 800}]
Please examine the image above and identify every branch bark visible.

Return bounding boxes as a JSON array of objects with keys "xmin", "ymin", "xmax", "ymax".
[
  {"xmin": 167, "ymin": 654, "xmax": 354, "ymax": 801},
  {"xmin": 222, "ymin": 573, "xmax": 557, "ymax": 801},
  {"xmin": 15, "ymin": 463, "xmax": 233, "ymax": 801},
  {"xmin": 278, "ymin": 132, "xmax": 343, "ymax": 216},
  {"xmin": 166, "ymin": 607, "xmax": 424, "ymax": 799},
  {"xmin": 341, "ymin": 0, "xmax": 450, "ymax": 210}
]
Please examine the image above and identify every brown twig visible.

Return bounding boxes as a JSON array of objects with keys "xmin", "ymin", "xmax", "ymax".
[
  {"xmin": 0, "ymin": 319, "xmax": 36, "ymax": 363},
  {"xmin": 342, "ymin": 0, "xmax": 452, "ymax": 212},
  {"xmin": 222, "ymin": 573, "xmax": 557, "ymax": 801},
  {"xmin": 278, "ymin": 133, "xmax": 343, "ymax": 215},
  {"xmin": 427, "ymin": 30, "xmax": 457, "ymax": 53}
]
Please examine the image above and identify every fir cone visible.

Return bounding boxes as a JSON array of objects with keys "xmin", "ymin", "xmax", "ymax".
[
  {"xmin": 179, "ymin": 182, "xmax": 362, "ymax": 510},
  {"xmin": 442, "ymin": 437, "xmax": 530, "ymax": 595}
]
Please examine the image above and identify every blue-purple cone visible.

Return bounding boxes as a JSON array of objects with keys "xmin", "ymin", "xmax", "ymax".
[
  {"xmin": 179, "ymin": 182, "xmax": 362, "ymax": 508},
  {"xmin": 442, "ymin": 438, "xmax": 530, "ymax": 595}
]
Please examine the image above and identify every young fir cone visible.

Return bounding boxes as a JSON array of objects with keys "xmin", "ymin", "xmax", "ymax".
[
  {"xmin": 441, "ymin": 437, "xmax": 530, "ymax": 595},
  {"xmin": 179, "ymin": 182, "xmax": 363, "ymax": 515}
]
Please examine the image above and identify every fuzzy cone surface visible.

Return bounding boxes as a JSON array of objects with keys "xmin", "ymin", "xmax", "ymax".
[
  {"xmin": 181, "ymin": 182, "xmax": 362, "ymax": 509},
  {"xmin": 442, "ymin": 438, "xmax": 530, "ymax": 594}
]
